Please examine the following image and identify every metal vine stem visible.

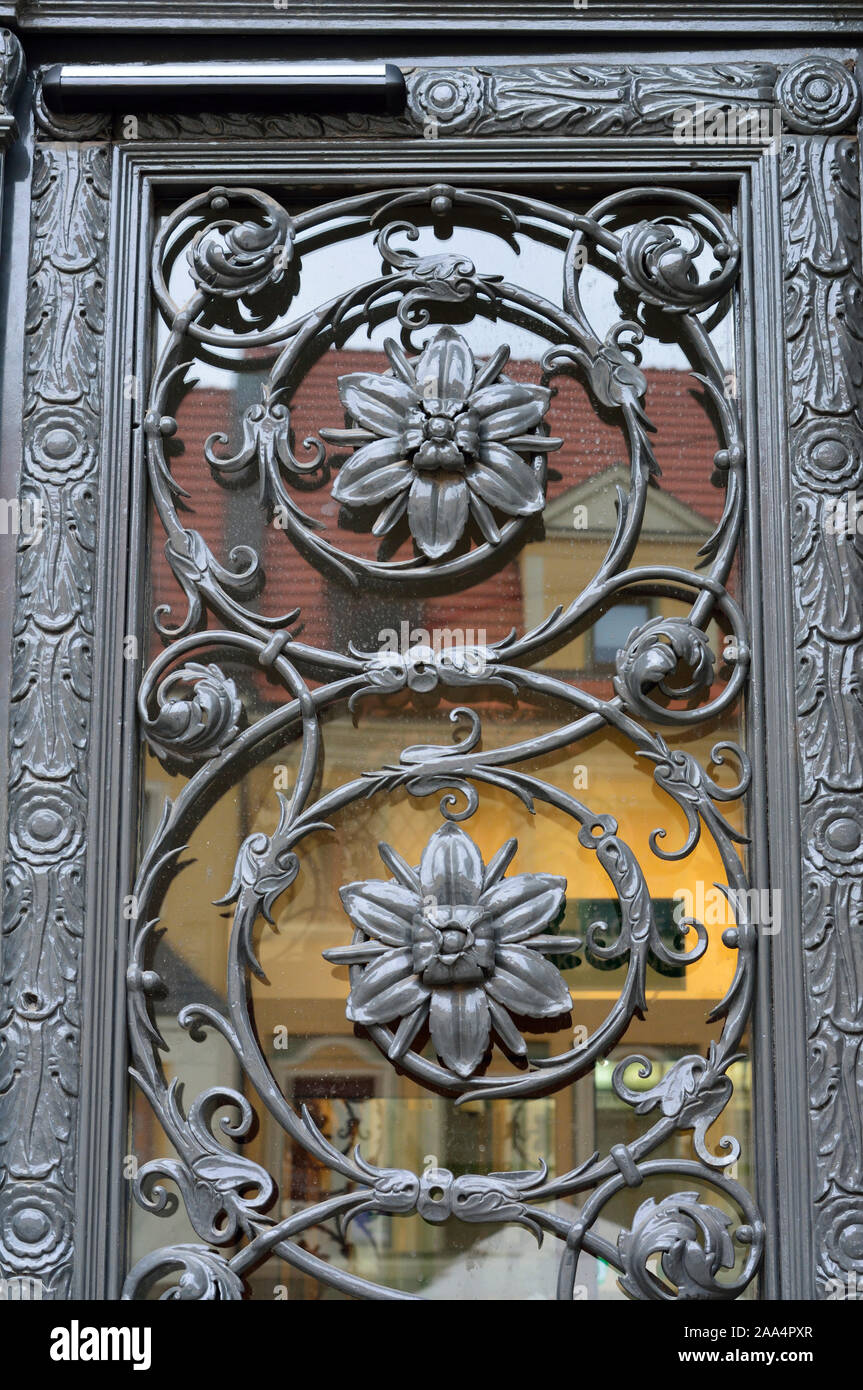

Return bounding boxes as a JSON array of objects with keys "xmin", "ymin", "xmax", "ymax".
[{"xmin": 122, "ymin": 180, "xmax": 764, "ymax": 1301}]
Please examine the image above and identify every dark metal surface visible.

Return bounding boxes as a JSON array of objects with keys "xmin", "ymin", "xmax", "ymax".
[
  {"xmin": 0, "ymin": 45, "xmax": 859, "ymax": 1302},
  {"xmin": 0, "ymin": 32, "xmax": 26, "ymax": 807},
  {"xmin": 6, "ymin": 0, "xmax": 863, "ymax": 35},
  {"xmin": 0, "ymin": 139, "xmax": 110, "ymax": 1298},
  {"xmin": 33, "ymin": 57, "xmax": 856, "ymax": 145},
  {"xmin": 781, "ymin": 133, "xmax": 863, "ymax": 1298},
  {"xmin": 0, "ymin": 30, "xmax": 22, "ymax": 142}
]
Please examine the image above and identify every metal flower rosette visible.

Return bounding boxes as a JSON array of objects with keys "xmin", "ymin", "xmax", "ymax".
[{"xmin": 124, "ymin": 179, "xmax": 764, "ymax": 1301}]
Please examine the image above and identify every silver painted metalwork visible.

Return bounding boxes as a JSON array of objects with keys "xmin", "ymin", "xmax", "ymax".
[
  {"xmin": 0, "ymin": 140, "xmax": 110, "ymax": 1298},
  {"xmin": 0, "ymin": 40, "xmax": 855, "ymax": 1300},
  {"xmin": 122, "ymin": 175, "xmax": 765, "ymax": 1300},
  {"xmin": 31, "ymin": 57, "xmax": 856, "ymax": 145},
  {"xmin": 318, "ymin": 327, "xmax": 561, "ymax": 558},
  {"xmin": 781, "ymin": 132, "xmax": 863, "ymax": 1297},
  {"xmin": 10, "ymin": 2, "xmax": 863, "ymax": 35},
  {"xmin": 325, "ymin": 823, "xmax": 579, "ymax": 1077}
]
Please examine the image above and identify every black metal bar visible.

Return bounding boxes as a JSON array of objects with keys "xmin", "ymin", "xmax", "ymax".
[{"xmin": 40, "ymin": 60, "xmax": 406, "ymax": 113}]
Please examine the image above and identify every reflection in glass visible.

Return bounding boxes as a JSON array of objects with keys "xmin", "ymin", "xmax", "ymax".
[{"xmin": 129, "ymin": 186, "xmax": 754, "ymax": 1301}]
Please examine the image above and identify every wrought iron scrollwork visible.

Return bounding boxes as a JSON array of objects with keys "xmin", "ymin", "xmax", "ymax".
[{"xmin": 124, "ymin": 177, "xmax": 763, "ymax": 1301}]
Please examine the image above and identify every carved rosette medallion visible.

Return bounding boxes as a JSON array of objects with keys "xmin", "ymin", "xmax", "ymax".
[{"xmin": 776, "ymin": 58, "xmax": 861, "ymax": 135}]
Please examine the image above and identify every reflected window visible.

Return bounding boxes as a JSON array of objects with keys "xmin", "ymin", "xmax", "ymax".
[{"xmin": 592, "ymin": 602, "xmax": 652, "ymax": 668}]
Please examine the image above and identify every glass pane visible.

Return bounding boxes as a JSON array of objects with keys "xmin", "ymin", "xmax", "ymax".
[{"xmin": 127, "ymin": 179, "xmax": 759, "ymax": 1302}]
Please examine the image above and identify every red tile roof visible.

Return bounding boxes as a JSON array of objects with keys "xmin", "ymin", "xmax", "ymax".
[{"xmin": 149, "ymin": 351, "xmax": 732, "ymax": 701}]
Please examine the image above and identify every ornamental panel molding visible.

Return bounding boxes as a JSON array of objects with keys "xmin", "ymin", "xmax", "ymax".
[
  {"xmin": 782, "ymin": 134, "xmax": 863, "ymax": 1299},
  {"xmin": 406, "ymin": 59, "xmax": 859, "ymax": 139},
  {"xmin": 0, "ymin": 144, "xmax": 110, "ymax": 1297},
  {"xmin": 32, "ymin": 57, "xmax": 861, "ymax": 143},
  {"xmin": 9, "ymin": 0, "xmax": 863, "ymax": 32}
]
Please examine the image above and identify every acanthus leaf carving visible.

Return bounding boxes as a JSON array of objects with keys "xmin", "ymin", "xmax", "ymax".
[
  {"xmin": 0, "ymin": 143, "xmax": 108, "ymax": 1298},
  {"xmin": 783, "ymin": 131, "xmax": 863, "ymax": 1295},
  {"xmin": 408, "ymin": 63, "xmax": 780, "ymax": 139}
]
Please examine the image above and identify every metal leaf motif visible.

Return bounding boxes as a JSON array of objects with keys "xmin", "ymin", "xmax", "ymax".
[
  {"xmin": 614, "ymin": 616, "xmax": 717, "ymax": 721},
  {"xmin": 188, "ymin": 187, "xmax": 295, "ymax": 299},
  {"xmin": 205, "ymin": 398, "xmax": 325, "ymax": 498},
  {"xmin": 0, "ymin": 143, "xmax": 109, "ymax": 1298},
  {"xmin": 613, "ymin": 1046, "xmax": 740, "ymax": 1167},
  {"xmin": 617, "ymin": 1193, "xmax": 738, "ymax": 1301},
  {"xmin": 618, "ymin": 217, "xmax": 739, "ymax": 313},
  {"xmin": 122, "ymin": 1245, "xmax": 244, "ymax": 1302},
  {"xmin": 142, "ymin": 662, "xmax": 243, "ymax": 762}
]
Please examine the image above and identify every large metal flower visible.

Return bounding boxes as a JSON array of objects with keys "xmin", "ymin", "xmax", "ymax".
[
  {"xmin": 323, "ymin": 823, "xmax": 578, "ymax": 1078},
  {"xmin": 319, "ymin": 326, "xmax": 562, "ymax": 559}
]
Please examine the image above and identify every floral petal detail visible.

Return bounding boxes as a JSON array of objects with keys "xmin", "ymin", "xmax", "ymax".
[
  {"xmin": 388, "ymin": 1002, "xmax": 430, "ymax": 1061},
  {"xmin": 415, "ymin": 326, "xmax": 475, "ymax": 403},
  {"xmin": 323, "ymin": 943, "xmax": 390, "ymax": 965},
  {"xmin": 337, "ymin": 373, "xmax": 418, "ymax": 436},
  {"xmin": 486, "ymin": 996, "xmax": 528, "ymax": 1057},
  {"xmin": 527, "ymin": 934, "xmax": 583, "ymax": 953},
  {"xmin": 429, "ymin": 986, "xmax": 490, "ymax": 1077},
  {"xmin": 486, "ymin": 945, "xmax": 571, "ymax": 1017},
  {"xmin": 377, "ymin": 840, "xmax": 421, "ymax": 892},
  {"xmin": 477, "ymin": 396, "xmax": 552, "ymax": 442},
  {"xmin": 318, "ymin": 427, "xmax": 375, "ymax": 447},
  {"xmin": 471, "ymin": 443, "xmax": 545, "ymax": 514},
  {"xmin": 372, "ymin": 490, "xmax": 409, "ymax": 537},
  {"xmin": 384, "ymin": 337, "xmax": 418, "ymax": 387},
  {"xmin": 347, "ymin": 949, "xmax": 428, "ymax": 1024},
  {"xmin": 338, "ymin": 880, "xmax": 418, "ymax": 945},
  {"xmin": 470, "ymin": 382, "xmax": 547, "ymax": 419},
  {"xmin": 468, "ymin": 490, "xmax": 502, "ymax": 546},
  {"xmin": 471, "ymin": 344, "xmax": 511, "ymax": 393},
  {"xmin": 419, "ymin": 821, "xmax": 484, "ymax": 906},
  {"xmin": 481, "ymin": 873, "xmax": 567, "ymax": 943},
  {"xmin": 414, "ymin": 439, "xmax": 464, "ymax": 471},
  {"xmin": 482, "ymin": 837, "xmax": 519, "ymax": 890},
  {"xmin": 454, "ymin": 419, "xmax": 479, "ymax": 453},
  {"xmin": 408, "ymin": 475, "xmax": 469, "ymax": 559},
  {"xmin": 333, "ymin": 436, "xmax": 413, "ymax": 507},
  {"xmin": 412, "ymin": 939, "xmax": 437, "ymax": 972},
  {"xmin": 504, "ymin": 434, "xmax": 562, "ymax": 453}
]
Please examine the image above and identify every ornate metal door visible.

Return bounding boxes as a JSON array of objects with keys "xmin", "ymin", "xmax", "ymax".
[{"xmin": 1, "ymin": 20, "xmax": 862, "ymax": 1304}]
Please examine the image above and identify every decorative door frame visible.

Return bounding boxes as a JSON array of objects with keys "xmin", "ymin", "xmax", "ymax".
[
  {"xmin": 3, "ymin": 1, "xmax": 863, "ymax": 33},
  {"xmin": 0, "ymin": 42, "xmax": 861, "ymax": 1301}
]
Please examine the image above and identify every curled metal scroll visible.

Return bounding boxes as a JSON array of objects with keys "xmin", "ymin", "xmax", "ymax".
[{"xmin": 124, "ymin": 180, "xmax": 762, "ymax": 1301}]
